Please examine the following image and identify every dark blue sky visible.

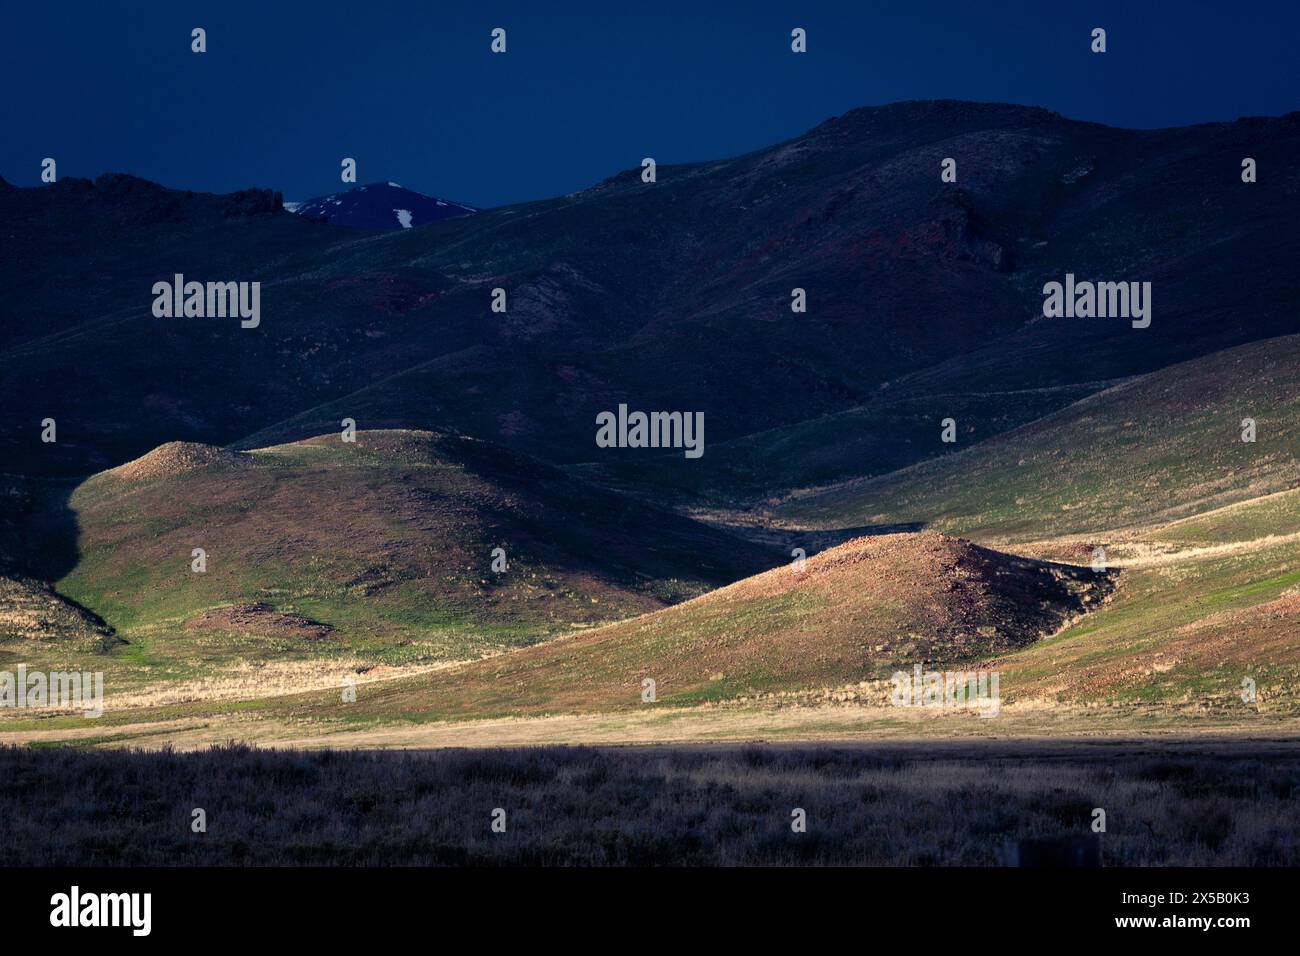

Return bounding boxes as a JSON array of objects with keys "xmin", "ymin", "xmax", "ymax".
[{"xmin": 4, "ymin": 0, "xmax": 1297, "ymax": 208}]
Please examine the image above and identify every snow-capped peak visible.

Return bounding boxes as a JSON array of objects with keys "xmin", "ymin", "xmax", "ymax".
[{"xmin": 282, "ymin": 182, "xmax": 476, "ymax": 231}]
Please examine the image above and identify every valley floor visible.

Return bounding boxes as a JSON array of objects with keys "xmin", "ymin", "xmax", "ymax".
[
  {"xmin": 2, "ymin": 737, "xmax": 1297, "ymax": 865},
  {"xmin": 4, "ymin": 699, "xmax": 1298, "ymax": 752}
]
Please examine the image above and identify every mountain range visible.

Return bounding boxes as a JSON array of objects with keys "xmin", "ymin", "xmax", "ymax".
[
  {"xmin": 3, "ymin": 100, "xmax": 1299, "ymax": 741},
  {"xmin": 3, "ymin": 101, "xmax": 1296, "ymax": 487}
]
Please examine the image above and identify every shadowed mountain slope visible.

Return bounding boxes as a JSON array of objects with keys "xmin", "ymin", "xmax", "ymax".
[
  {"xmin": 573, "ymin": 380, "xmax": 1110, "ymax": 505},
  {"xmin": 781, "ymin": 334, "xmax": 1300, "ymax": 540},
  {"xmin": 0, "ymin": 173, "xmax": 359, "ymax": 476},
  {"xmin": 4, "ymin": 102, "xmax": 1298, "ymax": 489},
  {"xmin": 236, "ymin": 104, "xmax": 1300, "ymax": 474}
]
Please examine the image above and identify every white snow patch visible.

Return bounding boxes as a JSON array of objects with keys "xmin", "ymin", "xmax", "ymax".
[
  {"xmin": 388, "ymin": 181, "xmax": 402, "ymax": 188},
  {"xmin": 283, "ymin": 201, "xmax": 303, "ymax": 213},
  {"xmin": 393, "ymin": 209, "xmax": 413, "ymax": 229}
]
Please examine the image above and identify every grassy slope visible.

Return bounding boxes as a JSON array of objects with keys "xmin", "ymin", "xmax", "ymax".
[
  {"xmin": 42, "ymin": 430, "xmax": 773, "ymax": 687},
  {"xmin": 1149, "ymin": 488, "xmax": 1300, "ymax": 546},
  {"xmin": 226, "ymin": 500, "xmax": 1300, "ymax": 731},
  {"xmin": 8, "ymin": 527, "xmax": 1299, "ymax": 737},
  {"xmin": 780, "ymin": 335, "xmax": 1300, "ymax": 540},
  {"xmin": 274, "ymin": 532, "xmax": 1110, "ymax": 723},
  {"xmin": 755, "ymin": 337, "xmax": 1300, "ymax": 718},
  {"xmin": 992, "ymin": 536, "xmax": 1300, "ymax": 712},
  {"xmin": 16, "ymin": 455, "xmax": 1300, "ymax": 735}
]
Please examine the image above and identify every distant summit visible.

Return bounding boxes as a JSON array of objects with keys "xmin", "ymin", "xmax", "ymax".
[{"xmin": 284, "ymin": 182, "xmax": 476, "ymax": 230}]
